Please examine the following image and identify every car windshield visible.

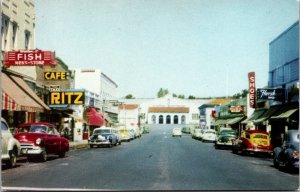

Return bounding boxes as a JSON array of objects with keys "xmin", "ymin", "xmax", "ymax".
[
  {"xmin": 29, "ymin": 125, "xmax": 48, "ymax": 133},
  {"xmin": 205, "ymin": 131, "xmax": 216, "ymax": 134},
  {"xmin": 220, "ymin": 130, "xmax": 236, "ymax": 135},
  {"xmin": 253, "ymin": 134, "xmax": 268, "ymax": 139},
  {"xmin": 94, "ymin": 129, "xmax": 111, "ymax": 134}
]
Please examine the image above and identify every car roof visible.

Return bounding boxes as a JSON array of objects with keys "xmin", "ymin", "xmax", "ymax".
[
  {"xmin": 244, "ymin": 130, "xmax": 269, "ymax": 134},
  {"xmin": 18, "ymin": 122, "xmax": 56, "ymax": 128}
]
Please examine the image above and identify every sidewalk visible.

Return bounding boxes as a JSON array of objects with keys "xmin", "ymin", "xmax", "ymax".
[{"xmin": 69, "ymin": 140, "xmax": 89, "ymax": 150}]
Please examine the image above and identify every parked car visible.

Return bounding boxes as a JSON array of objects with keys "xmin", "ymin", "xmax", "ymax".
[
  {"xmin": 89, "ymin": 127, "xmax": 119, "ymax": 148},
  {"xmin": 192, "ymin": 128, "xmax": 203, "ymax": 140},
  {"xmin": 182, "ymin": 127, "xmax": 191, "ymax": 134},
  {"xmin": 1, "ymin": 118, "xmax": 21, "ymax": 167},
  {"xmin": 273, "ymin": 130, "xmax": 299, "ymax": 171},
  {"xmin": 118, "ymin": 127, "xmax": 131, "ymax": 142},
  {"xmin": 215, "ymin": 129, "xmax": 237, "ymax": 149},
  {"xmin": 202, "ymin": 129, "xmax": 217, "ymax": 142},
  {"xmin": 14, "ymin": 122, "xmax": 69, "ymax": 162},
  {"xmin": 143, "ymin": 125, "xmax": 150, "ymax": 134},
  {"xmin": 232, "ymin": 130, "xmax": 273, "ymax": 155},
  {"xmin": 172, "ymin": 127, "xmax": 182, "ymax": 137}
]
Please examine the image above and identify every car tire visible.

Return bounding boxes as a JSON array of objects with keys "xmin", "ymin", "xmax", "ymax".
[
  {"xmin": 90, "ymin": 145, "xmax": 94, "ymax": 148},
  {"xmin": 273, "ymin": 156, "xmax": 279, "ymax": 168},
  {"xmin": 59, "ymin": 152, "xmax": 66, "ymax": 158},
  {"xmin": 40, "ymin": 151, "xmax": 47, "ymax": 162},
  {"xmin": 7, "ymin": 148, "xmax": 18, "ymax": 168}
]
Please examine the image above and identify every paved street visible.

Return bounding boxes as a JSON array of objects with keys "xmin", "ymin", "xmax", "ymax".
[{"xmin": 2, "ymin": 125, "xmax": 299, "ymax": 191}]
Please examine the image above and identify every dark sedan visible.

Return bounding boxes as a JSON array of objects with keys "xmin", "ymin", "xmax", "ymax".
[{"xmin": 273, "ymin": 130, "xmax": 299, "ymax": 171}]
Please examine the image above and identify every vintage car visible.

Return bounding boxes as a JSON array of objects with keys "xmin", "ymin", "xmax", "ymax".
[
  {"xmin": 215, "ymin": 129, "xmax": 237, "ymax": 149},
  {"xmin": 273, "ymin": 130, "xmax": 299, "ymax": 171},
  {"xmin": 232, "ymin": 130, "xmax": 273, "ymax": 155},
  {"xmin": 1, "ymin": 118, "xmax": 21, "ymax": 168},
  {"xmin": 118, "ymin": 127, "xmax": 131, "ymax": 142},
  {"xmin": 172, "ymin": 127, "xmax": 182, "ymax": 137},
  {"xmin": 89, "ymin": 127, "xmax": 120, "ymax": 148},
  {"xmin": 202, "ymin": 129, "xmax": 217, "ymax": 142},
  {"xmin": 14, "ymin": 122, "xmax": 69, "ymax": 162}
]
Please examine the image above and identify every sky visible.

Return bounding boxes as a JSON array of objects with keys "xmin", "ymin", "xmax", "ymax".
[{"xmin": 35, "ymin": 0, "xmax": 299, "ymax": 98}]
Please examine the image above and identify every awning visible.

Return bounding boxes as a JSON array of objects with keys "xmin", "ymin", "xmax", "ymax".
[
  {"xmin": 227, "ymin": 116, "xmax": 245, "ymax": 125},
  {"xmin": 2, "ymin": 73, "xmax": 50, "ymax": 112},
  {"xmin": 241, "ymin": 109, "xmax": 267, "ymax": 124},
  {"xmin": 253, "ymin": 106, "xmax": 281, "ymax": 124},
  {"xmin": 214, "ymin": 119, "xmax": 228, "ymax": 126},
  {"xmin": 87, "ymin": 107, "xmax": 106, "ymax": 126},
  {"xmin": 270, "ymin": 103, "xmax": 299, "ymax": 121}
]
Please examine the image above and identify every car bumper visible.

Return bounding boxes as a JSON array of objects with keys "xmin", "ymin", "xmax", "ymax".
[
  {"xmin": 216, "ymin": 141, "xmax": 233, "ymax": 146},
  {"xmin": 20, "ymin": 145, "xmax": 45, "ymax": 155},
  {"xmin": 245, "ymin": 147, "xmax": 273, "ymax": 154},
  {"xmin": 88, "ymin": 140, "xmax": 111, "ymax": 145}
]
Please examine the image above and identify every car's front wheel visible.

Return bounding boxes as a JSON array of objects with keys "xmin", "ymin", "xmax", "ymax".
[
  {"xmin": 7, "ymin": 148, "xmax": 18, "ymax": 168},
  {"xmin": 40, "ymin": 151, "xmax": 47, "ymax": 162}
]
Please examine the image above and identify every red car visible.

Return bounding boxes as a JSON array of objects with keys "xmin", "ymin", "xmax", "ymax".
[
  {"xmin": 14, "ymin": 122, "xmax": 69, "ymax": 162},
  {"xmin": 232, "ymin": 130, "xmax": 273, "ymax": 156}
]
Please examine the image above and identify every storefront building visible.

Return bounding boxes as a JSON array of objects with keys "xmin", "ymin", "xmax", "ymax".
[{"xmin": 267, "ymin": 21, "xmax": 299, "ymax": 147}]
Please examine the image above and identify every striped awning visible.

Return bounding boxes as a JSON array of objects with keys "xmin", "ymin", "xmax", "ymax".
[
  {"xmin": 2, "ymin": 92, "xmax": 21, "ymax": 111},
  {"xmin": 2, "ymin": 73, "xmax": 50, "ymax": 112}
]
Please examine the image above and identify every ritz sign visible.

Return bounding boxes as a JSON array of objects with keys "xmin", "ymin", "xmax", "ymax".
[
  {"xmin": 4, "ymin": 50, "xmax": 56, "ymax": 66},
  {"xmin": 49, "ymin": 90, "xmax": 85, "ymax": 107}
]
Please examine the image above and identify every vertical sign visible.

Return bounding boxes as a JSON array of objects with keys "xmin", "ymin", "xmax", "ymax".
[{"xmin": 248, "ymin": 72, "xmax": 256, "ymax": 108}]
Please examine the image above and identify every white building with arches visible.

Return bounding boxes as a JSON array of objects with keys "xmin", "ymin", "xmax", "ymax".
[{"xmin": 118, "ymin": 94, "xmax": 210, "ymax": 126}]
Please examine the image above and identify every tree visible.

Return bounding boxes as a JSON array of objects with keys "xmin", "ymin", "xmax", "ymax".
[
  {"xmin": 157, "ymin": 88, "xmax": 169, "ymax": 98},
  {"xmin": 178, "ymin": 94, "xmax": 185, "ymax": 99},
  {"xmin": 188, "ymin": 95, "xmax": 196, "ymax": 99},
  {"xmin": 125, "ymin": 94, "xmax": 135, "ymax": 99}
]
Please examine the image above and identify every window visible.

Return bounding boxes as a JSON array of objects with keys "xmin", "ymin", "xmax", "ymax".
[
  {"xmin": 181, "ymin": 115, "xmax": 186, "ymax": 124},
  {"xmin": 1, "ymin": 122, "xmax": 8, "ymax": 132},
  {"xmin": 12, "ymin": 23, "xmax": 17, "ymax": 49},
  {"xmin": 152, "ymin": 115, "xmax": 156, "ymax": 124},
  {"xmin": 166, "ymin": 115, "xmax": 171, "ymax": 124},
  {"xmin": 159, "ymin": 115, "xmax": 163, "ymax": 124},
  {"xmin": 174, "ymin": 115, "xmax": 178, "ymax": 124},
  {"xmin": 25, "ymin": 30, "xmax": 31, "ymax": 50},
  {"xmin": 1, "ymin": 16, "xmax": 9, "ymax": 49},
  {"xmin": 192, "ymin": 113, "xmax": 199, "ymax": 120}
]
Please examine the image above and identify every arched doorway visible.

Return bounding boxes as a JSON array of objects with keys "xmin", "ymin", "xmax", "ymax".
[
  {"xmin": 174, "ymin": 115, "xmax": 178, "ymax": 124},
  {"xmin": 152, "ymin": 115, "xmax": 156, "ymax": 124},
  {"xmin": 181, "ymin": 115, "xmax": 186, "ymax": 124},
  {"xmin": 159, "ymin": 115, "xmax": 164, "ymax": 124},
  {"xmin": 166, "ymin": 115, "xmax": 171, "ymax": 124}
]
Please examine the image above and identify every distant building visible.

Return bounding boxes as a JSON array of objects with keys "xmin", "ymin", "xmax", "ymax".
[
  {"xmin": 119, "ymin": 94, "xmax": 210, "ymax": 127},
  {"xmin": 73, "ymin": 69, "xmax": 119, "ymax": 124}
]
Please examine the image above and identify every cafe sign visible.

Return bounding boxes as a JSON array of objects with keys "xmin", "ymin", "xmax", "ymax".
[
  {"xmin": 44, "ymin": 72, "xmax": 70, "ymax": 80},
  {"xmin": 257, "ymin": 88, "xmax": 285, "ymax": 101},
  {"xmin": 4, "ymin": 50, "xmax": 56, "ymax": 66}
]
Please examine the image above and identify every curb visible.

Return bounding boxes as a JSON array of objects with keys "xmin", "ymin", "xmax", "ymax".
[{"xmin": 69, "ymin": 143, "xmax": 89, "ymax": 150}]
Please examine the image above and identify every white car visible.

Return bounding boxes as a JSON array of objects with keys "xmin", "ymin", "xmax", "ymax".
[
  {"xmin": 202, "ymin": 129, "xmax": 217, "ymax": 142},
  {"xmin": 172, "ymin": 128, "xmax": 182, "ymax": 137},
  {"xmin": 1, "ymin": 118, "xmax": 21, "ymax": 167},
  {"xmin": 193, "ymin": 129, "xmax": 205, "ymax": 140}
]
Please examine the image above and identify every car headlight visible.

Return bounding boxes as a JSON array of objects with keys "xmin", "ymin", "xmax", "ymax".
[{"xmin": 36, "ymin": 138, "xmax": 42, "ymax": 145}]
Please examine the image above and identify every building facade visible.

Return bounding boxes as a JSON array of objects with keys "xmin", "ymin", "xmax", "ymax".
[
  {"xmin": 119, "ymin": 95, "xmax": 210, "ymax": 127},
  {"xmin": 268, "ymin": 21, "xmax": 299, "ymax": 102},
  {"xmin": 1, "ymin": 0, "xmax": 36, "ymax": 79}
]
